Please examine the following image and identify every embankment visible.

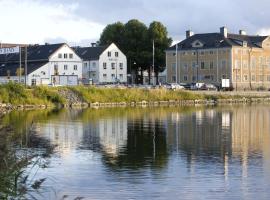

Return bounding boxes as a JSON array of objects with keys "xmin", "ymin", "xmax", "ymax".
[{"xmin": 1, "ymin": 83, "xmax": 270, "ymax": 114}]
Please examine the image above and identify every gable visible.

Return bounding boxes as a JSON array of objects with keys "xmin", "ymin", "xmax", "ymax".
[
  {"xmin": 191, "ymin": 40, "xmax": 204, "ymax": 48},
  {"xmin": 262, "ymin": 37, "xmax": 270, "ymax": 50}
]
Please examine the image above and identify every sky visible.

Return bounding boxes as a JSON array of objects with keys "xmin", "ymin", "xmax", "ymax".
[{"xmin": 0, "ymin": 0, "xmax": 270, "ymax": 46}]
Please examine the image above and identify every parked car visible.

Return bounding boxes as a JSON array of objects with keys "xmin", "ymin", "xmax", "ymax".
[
  {"xmin": 200, "ymin": 83, "xmax": 218, "ymax": 91},
  {"xmin": 190, "ymin": 82, "xmax": 205, "ymax": 90},
  {"xmin": 166, "ymin": 83, "xmax": 185, "ymax": 91}
]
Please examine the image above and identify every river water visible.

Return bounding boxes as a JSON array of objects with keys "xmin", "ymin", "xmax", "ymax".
[{"xmin": 1, "ymin": 105, "xmax": 270, "ymax": 200}]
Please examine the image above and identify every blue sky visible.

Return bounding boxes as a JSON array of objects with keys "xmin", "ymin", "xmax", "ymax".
[{"xmin": 0, "ymin": 0, "xmax": 270, "ymax": 46}]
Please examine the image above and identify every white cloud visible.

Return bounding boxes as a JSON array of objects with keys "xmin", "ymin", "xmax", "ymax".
[
  {"xmin": 257, "ymin": 28, "xmax": 270, "ymax": 36},
  {"xmin": 0, "ymin": 0, "xmax": 105, "ymax": 45}
]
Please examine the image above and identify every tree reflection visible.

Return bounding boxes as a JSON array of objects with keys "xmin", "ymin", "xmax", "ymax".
[{"xmin": 0, "ymin": 110, "xmax": 57, "ymax": 199}]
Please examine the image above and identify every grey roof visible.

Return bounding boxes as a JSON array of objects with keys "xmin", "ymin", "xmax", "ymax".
[
  {"xmin": 0, "ymin": 43, "xmax": 65, "ymax": 76},
  {"xmin": 0, "ymin": 61, "xmax": 48, "ymax": 76},
  {"xmin": 168, "ymin": 33, "xmax": 268, "ymax": 51},
  {"xmin": 73, "ymin": 45, "xmax": 109, "ymax": 60},
  {"xmin": 0, "ymin": 43, "xmax": 65, "ymax": 63}
]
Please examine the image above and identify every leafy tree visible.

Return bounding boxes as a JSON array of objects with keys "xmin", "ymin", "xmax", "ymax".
[
  {"xmin": 99, "ymin": 22, "xmax": 125, "ymax": 48},
  {"xmin": 98, "ymin": 19, "xmax": 172, "ymax": 84}
]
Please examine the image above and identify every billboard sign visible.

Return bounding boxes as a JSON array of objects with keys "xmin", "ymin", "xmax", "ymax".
[{"xmin": 0, "ymin": 46, "xmax": 20, "ymax": 55}]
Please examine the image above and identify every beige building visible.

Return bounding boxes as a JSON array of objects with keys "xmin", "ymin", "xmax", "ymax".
[{"xmin": 166, "ymin": 27, "xmax": 270, "ymax": 90}]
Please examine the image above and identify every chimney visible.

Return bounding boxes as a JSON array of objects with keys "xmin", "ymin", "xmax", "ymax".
[
  {"xmin": 186, "ymin": 30, "xmax": 194, "ymax": 38},
  {"xmin": 220, "ymin": 26, "xmax": 228, "ymax": 38},
  {"xmin": 91, "ymin": 43, "xmax": 97, "ymax": 47},
  {"xmin": 239, "ymin": 30, "xmax": 247, "ymax": 35}
]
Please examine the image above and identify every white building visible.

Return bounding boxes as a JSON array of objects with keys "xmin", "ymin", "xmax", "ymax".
[
  {"xmin": 74, "ymin": 43, "xmax": 127, "ymax": 84},
  {"xmin": 0, "ymin": 43, "xmax": 82, "ymax": 86}
]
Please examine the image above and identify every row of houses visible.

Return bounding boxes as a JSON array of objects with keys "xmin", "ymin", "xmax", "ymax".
[
  {"xmin": 0, "ymin": 43, "xmax": 127, "ymax": 86},
  {"xmin": 166, "ymin": 27, "xmax": 270, "ymax": 89}
]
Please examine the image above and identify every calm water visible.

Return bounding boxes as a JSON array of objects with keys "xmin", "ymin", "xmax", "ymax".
[{"xmin": 1, "ymin": 105, "xmax": 270, "ymax": 200}]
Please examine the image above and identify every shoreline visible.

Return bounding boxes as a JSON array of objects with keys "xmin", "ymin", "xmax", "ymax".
[{"xmin": 1, "ymin": 96, "xmax": 270, "ymax": 115}]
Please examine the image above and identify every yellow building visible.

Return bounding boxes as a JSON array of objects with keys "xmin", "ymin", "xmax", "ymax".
[{"xmin": 166, "ymin": 27, "xmax": 270, "ymax": 90}]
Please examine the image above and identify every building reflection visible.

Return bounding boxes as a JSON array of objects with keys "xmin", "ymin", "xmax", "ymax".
[{"xmin": 27, "ymin": 106, "xmax": 270, "ymax": 175}]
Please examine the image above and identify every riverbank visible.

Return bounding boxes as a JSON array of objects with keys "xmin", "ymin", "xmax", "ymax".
[{"xmin": 1, "ymin": 83, "xmax": 270, "ymax": 114}]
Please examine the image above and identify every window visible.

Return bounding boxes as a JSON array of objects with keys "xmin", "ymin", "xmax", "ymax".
[
  {"xmin": 260, "ymin": 75, "xmax": 264, "ymax": 81},
  {"xmin": 31, "ymin": 79, "xmax": 36, "ymax": 86},
  {"xmin": 243, "ymin": 60, "xmax": 248, "ymax": 68},
  {"xmin": 119, "ymin": 63, "xmax": 123, "ymax": 70},
  {"xmin": 111, "ymin": 63, "xmax": 115, "ymax": 69},
  {"xmin": 267, "ymin": 75, "xmax": 270, "ymax": 81},
  {"xmin": 184, "ymin": 75, "xmax": 188, "ymax": 81},
  {"xmin": 74, "ymin": 65, "xmax": 78, "ymax": 70},
  {"xmin": 210, "ymin": 61, "xmax": 214, "ymax": 69},
  {"xmin": 183, "ymin": 63, "xmax": 188, "ymax": 70},
  {"xmin": 108, "ymin": 51, "xmax": 111, "ymax": 57},
  {"xmin": 201, "ymin": 62, "xmax": 205, "ymax": 69},
  {"xmin": 69, "ymin": 53, "xmax": 73, "ymax": 59},
  {"xmin": 192, "ymin": 62, "xmax": 196, "ymax": 68},
  {"xmin": 200, "ymin": 51, "xmax": 205, "ymax": 55},
  {"xmin": 111, "ymin": 74, "xmax": 115, "ymax": 78},
  {"xmin": 251, "ymin": 57, "xmax": 256, "ymax": 68},
  {"xmin": 209, "ymin": 51, "xmax": 214, "ymax": 55},
  {"xmin": 58, "ymin": 53, "xmax": 62, "ymax": 58},
  {"xmin": 192, "ymin": 52, "xmax": 196, "ymax": 56},
  {"xmin": 235, "ymin": 60, "xmax": 240, "ymax": 69},
  {"xmin": 64, "ymin": 65, "xmax": 68, "ymax": 70},
  {"xmin": 103, "ymin": 63, "xmax": 107, "ymax": 69},
  {"xmin": 252, "ymin": 75, "xmax": 256, "ymax": 81},
  {"xmin": 120, "ymin": 74, "xmax": 123, "ymax": 79},
  {"xmin": 84, "ymin": 63, "xmax": 87, "ymax": 68},
  {"xmin": 103, "ymin": 74, "xmax": 107, "ymax": 78},
  {"xmin": 222, "ymin": 60, "xmax": 226, "ymax": 68},
  {"xmin": 243, "ymin": 75, "xmax": 248, "ymax": 81},
  {"xmin": 172, "ymin": 76, "xmax": 176, "ymax": 82},
  {"xmin": 92, "ymin": 62, "xmax": 96, "ymax": 67},
  {"xmin": 54, "ymin": 65, "xmax": 58, "ymax": 75},
  {"xmin": 115, "ymin": 52, "xmax": 119, "ymax": 57},
  {"xmin": 92, "ymin": 73, "xmax": 96, "ymax": 77},
  {"xmin": 64, "ymin": 53, "xmax": 68, "ymax": 59},
  {"xmin": 172, "ymin": 63, "xmax": 176, "ymax": 73}
]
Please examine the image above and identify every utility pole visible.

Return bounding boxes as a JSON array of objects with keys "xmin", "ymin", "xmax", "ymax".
[
  {"xmin": 19, "ymin": 47, "xmax": 21, "ymax": 83},
  {"xmin": 175, "ymin": 44, "xmax": 178, "ymax": 83},
  {"xmin": 152, "ymin": 40, "xmax": 155, "ymax": 86},
  {"xmin": 24, "ymin": 46, "xmax": 28, "ymax": 86}
]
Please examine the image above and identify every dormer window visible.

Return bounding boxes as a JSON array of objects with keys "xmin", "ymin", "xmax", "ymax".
[
  {"xmin": 243, "ymin": 41, "xmax": 248, "ymax": 47},
  {"xmin": 191, "ymin": 40, "xmax": 204, "ymax": 48}
]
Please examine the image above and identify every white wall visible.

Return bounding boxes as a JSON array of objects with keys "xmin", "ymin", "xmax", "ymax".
[
  {"xmin": 98, "ymin": 43, "xmax": 127, "ymax": 83},
  {"xmin": 27, "ymin": 44, "xmax": 82, "ymax": 86}
]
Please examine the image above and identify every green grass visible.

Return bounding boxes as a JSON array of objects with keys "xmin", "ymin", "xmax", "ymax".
[
  {"xmin": 70, "ymin": 86, "xmax": 205, "ymax": 103},
  {"xmin": 0, "ymin": 83, "xmax": 64, "ymax": 106}
]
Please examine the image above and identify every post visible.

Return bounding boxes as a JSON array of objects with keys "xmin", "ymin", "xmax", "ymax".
[
  {"xmin": 175, "ymin": 44, "xmax": 178, "ymax": 83},
  {"xmin": 152, "ymin": 40, "xmax": 155, "ymax": 86},
  {"xmin": 24, "ymin": 46, "xmax": 27, "ymax": 86},
  {"xmin": 19, "ymin": 47, "xmax": 21, "ymax": 83},
  {"xmin": 196, "ymin": 49, "xmax": 199, "ymax": 82}
]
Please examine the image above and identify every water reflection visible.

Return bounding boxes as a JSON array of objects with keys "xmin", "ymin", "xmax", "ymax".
[{"xmin": 1, "ymin": 105, "xmax": 270, "ymax": 199}]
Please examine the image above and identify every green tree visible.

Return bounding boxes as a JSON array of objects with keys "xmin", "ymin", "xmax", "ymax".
[
  {"xmin": 99, "ymin": 22, "xmax": 125, "ymax": 48},
  {"xmin": 98, "ymin": 19, "xmax": 172, "ymax": 84}
]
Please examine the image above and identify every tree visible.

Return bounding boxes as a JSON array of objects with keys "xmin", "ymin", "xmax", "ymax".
[
  {"xmin": 99, "ymin": 22, "xmax": 125, "ymax": 48},
  {"xmin": 98, "ymin": 19, "xmax": 172, "ymax": 84}
]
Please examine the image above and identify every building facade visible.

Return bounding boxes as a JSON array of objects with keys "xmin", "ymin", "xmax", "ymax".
[
  {"xmin": 74, "ymin": 43, "xmax": 127, "ymax": 84},
  {"xmin": 0, "ymin": 43, "xmax": 82, "ymax": 86},
  {"xmin": 166, "ymin": 27, "xmax": 270, "ymax": 90}
]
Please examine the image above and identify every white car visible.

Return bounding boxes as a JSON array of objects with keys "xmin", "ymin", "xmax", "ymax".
[{"xmin": 167, "ymin": 83, "xmax": 185, "ymax": 90}]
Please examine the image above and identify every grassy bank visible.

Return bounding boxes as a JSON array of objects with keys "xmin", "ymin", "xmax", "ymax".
[
  {"xmin": 0, "ymin": 83, "xmax": 65, "ymax": 106},
  {"xmin": 1, "ymin": 83, "xmax": 270, "ymax": 108}
]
